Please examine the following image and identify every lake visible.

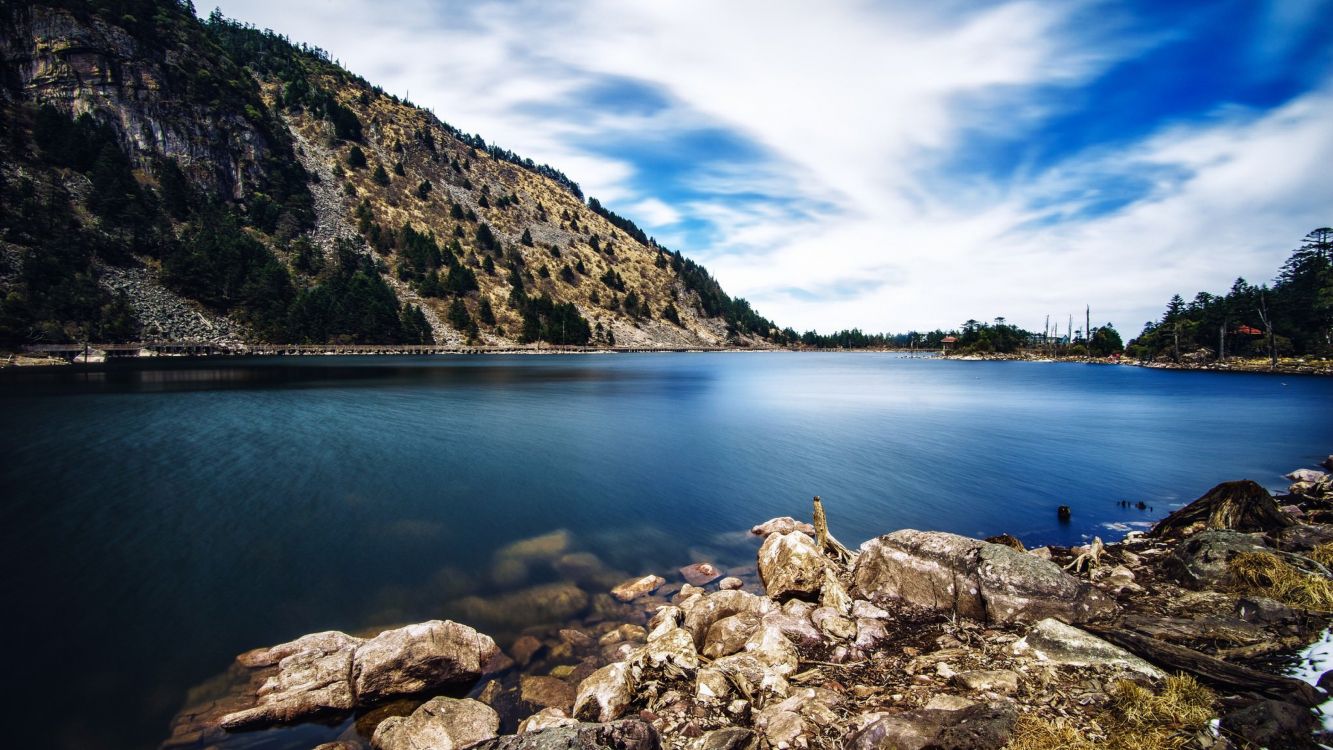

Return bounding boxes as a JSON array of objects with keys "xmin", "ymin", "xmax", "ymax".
[{"xmin": 2, "ymin": 353, "xmax": 1330, "ymax": 749}]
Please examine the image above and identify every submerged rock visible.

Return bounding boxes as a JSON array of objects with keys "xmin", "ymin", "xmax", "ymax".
[
  {"xmin": 852, "ymin": 530, "xmax": 1114, "ymax": 625},
  {"xmin": 611, "ymin": 574, "xmax": 666, "ymax": 602},
  {"xmin": 371, "ymin": 697, "xmax": 499, "ymax": 750},
  {"xmin": 520, "ymin": 675, "xmax": 577, "ymax": 714},
  {"xmin": 456, "ymin": 583, "xmax": 591, "ymax": 628},
  {"xmin": 680, "ymin": 562, "xmax": 722, "ymax": 587}
]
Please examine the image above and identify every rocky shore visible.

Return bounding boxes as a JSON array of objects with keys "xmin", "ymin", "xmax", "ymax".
[
  {"xmin": 942, "ymin": 351, "xmax": 1333, "ymax": 377},
  {"xmin": 163, "ymin": 455, "xmax": 1333, "ymax": 750}
]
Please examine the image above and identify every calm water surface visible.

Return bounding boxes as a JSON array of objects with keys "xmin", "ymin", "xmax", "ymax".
[{"xmin": 2, "ymin": 353, "xmax": 1331, "ymax": 749}]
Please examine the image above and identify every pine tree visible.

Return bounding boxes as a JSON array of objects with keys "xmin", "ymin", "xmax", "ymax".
[
  {"xmin": 416, "ymin": 180, "xmax": 432, "ymax": 199},
  {"xmin": 372, "ymin": 164, "xmax": 390, "ymax": 185},
  {"xmin": 347, "ymin": 145, "xmax": 367, "ymax": 169}
]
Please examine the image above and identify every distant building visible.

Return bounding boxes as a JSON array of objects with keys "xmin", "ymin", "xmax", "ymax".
[
  {"xmin": 1236, "ymin": 324, "xmax": 1264, "ymax": 336},
  {"xmin": 941, "ymin": 336, "xmax": 958, "ymax": 351}
]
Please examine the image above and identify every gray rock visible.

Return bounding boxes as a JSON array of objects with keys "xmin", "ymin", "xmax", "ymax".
[
  {"xmin": 844, "ymin": 702, "xmax": 1017, "ymax": 750},
  {"xmin": 572, "ymin": 662, "xmax": 635, "ymax": 722},
  {"xmin": 1286, "ymin": 468, "xmax": 1327, "ymax": 483},
  {"xmin": 1165, "ymin": 530, "xmax": 1271, "ymax": 590},
  {"xmin": 718, "ymin": 577, "xmax": 744, "ymax": 590},
  {"xmin": 852, "ymin": 530, "xmax": 1115, "ymax": 625},
  {"xmin": 1236, "ymin": 595, "xmax": 1299, "ymax": 625},
  {"xmin": 1220, "ymin": 699, "xmax": 1319, "ymax": 750},
  {"xmin": 471, "ymin": 720, "xmax": 661, "ymax": 750},
  {"xmin": 755, "ymin": 708, "xmax": 806, "ymax": 749},
  {"xmin": 1010, "ymin": 618, "xmax": 1163, "ymax": 679},
  {"xmin": 353, "ymin": 620, "xmax": 499, "ymax": 704},
  {"xmin": 371, "ymin": 697, "xmax": 499, "ymax": 750},
  {"xmin": 759, "ymin": 532, "xmax": 829, "ymax": 601}
]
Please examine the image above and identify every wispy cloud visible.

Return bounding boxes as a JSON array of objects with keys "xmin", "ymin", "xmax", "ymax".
[{"xmin": 212, "ymin": 0, "xmax": 1333, "ymax": 333}]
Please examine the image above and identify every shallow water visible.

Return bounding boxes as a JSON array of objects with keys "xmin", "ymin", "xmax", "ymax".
[{"xmin": 2, "ymin": 352, "xmax": 1331, "ymax": 749}]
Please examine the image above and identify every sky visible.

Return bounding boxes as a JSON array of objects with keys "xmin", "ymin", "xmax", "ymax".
[{"xmin": 208, "ymin": 0, "xmax": 1333, "ymax": 335}]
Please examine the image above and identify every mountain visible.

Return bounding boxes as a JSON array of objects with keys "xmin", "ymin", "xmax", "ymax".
[{"xmin": 0, "ymin": 0, "xmax": 780, "ymax": 348}]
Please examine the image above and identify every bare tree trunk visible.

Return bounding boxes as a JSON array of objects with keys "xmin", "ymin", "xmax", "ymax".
[
  {"xmin": 1218, "ymin": 323, "xmax": 1225, "ymax": 362},
  {"xmin": 1172, "ymin": 322, "xmax": 1180, "ymax": 363},
  {"xmin": 1257, "ymin": 293, "xmax": 1277, "ymax": 370},
  {"xmin": 1086, "ymin": 305, "xmax": 1091, "ymax": 361}
]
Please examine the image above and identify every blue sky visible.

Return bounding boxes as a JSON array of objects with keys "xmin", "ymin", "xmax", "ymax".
[{"xmin": 211, "ymin": 0, "xmax": 1333, "ymax": 334}]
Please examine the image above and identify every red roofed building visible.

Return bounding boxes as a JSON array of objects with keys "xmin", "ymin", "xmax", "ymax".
[
  {"xmin": 1236, "ymin": 325, "xmax": 1264, "ymax": 336},
  {"xmin": 941, "ymin": 335, "xmax": 958, "ymax": 351}
]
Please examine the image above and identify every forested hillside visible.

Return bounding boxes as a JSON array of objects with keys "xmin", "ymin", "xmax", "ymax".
[
  {"xmin": 1128, "ymin": 228, "xmax": 1332, "ymax": 362},
  {"xmin": 0, "ymin": 0, "xmax": 777, "ymax": 348}
]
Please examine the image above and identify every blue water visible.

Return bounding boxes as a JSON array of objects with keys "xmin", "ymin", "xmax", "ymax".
[{"xmin": 1, "ymin": 353, "xmax": 1330, "ymax": 749}]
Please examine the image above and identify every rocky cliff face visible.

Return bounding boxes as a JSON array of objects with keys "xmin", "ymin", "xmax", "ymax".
[
  {"xmin": 0, "ymin": 2, "xmax": 775, "ymax": 348},
  {"xmin": 3, "ymin": 4, "xmax": 292, "ymax": 201}
]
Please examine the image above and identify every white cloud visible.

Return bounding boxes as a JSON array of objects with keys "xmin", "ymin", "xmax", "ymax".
[
  {"xmin": 209, "ymin": 0, "xmax": 1332, "ymax": 334},
  {"xmin": 626, "ymin": 198, "xmax": 681, "ymax": 227}
]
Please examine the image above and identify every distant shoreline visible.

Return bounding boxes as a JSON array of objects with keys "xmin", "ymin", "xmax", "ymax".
[{"xmin": 4, "ymin": 346, "xmax": 1331, "ymax": 376}]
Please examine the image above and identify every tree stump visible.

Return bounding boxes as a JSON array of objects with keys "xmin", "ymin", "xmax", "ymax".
[{"xmin": 1149, "ymin": 480, "xmax": 1296, "ymax": 539}]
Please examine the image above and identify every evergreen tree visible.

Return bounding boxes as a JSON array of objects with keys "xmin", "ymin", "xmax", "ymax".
[
  {"xmin": 347, "ymin": 145, "xmax": 367, "ymax": 169},
  {"xmin": 478, "ymin": 297, "xmax": 496, "ymax": 326},
  {"xmin": 372, "ymin": 164, "xmax": 390, "ymax": 185},
  {"xmin": 520, "ymin": 228, "xmax": 534, "ymax": 246},
  {"xmin": 417, "ymin": 179, "xmax": 432, "ymax": 199}
]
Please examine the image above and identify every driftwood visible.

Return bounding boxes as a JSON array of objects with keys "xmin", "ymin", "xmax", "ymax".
[
  {"xmin": 1149, "ymin": 480, "xmax": 1296, "ymax": 539},
  {"xmin": 812, "ymin": 496, "xmax": 854, "ymax": 565},
  {"xmin": 1118, "ymin": 614, "xmax": 1266, "ymax": 647},
  {"xmin": 1083, "ymin": 624, "xmax": 1323, "ymax": 706},
  {"xmin": 1064, "ymin": 536, "xmax": 1104, "ymax": 574}
]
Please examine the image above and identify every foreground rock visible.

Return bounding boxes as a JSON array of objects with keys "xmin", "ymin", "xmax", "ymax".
[
  {"xmin": 472, "ymin": 720, "xmax": 661, "ymax": 749},
  {"xmin": 218, "ymin": 620, "xmax": 497, "ymax": 730},
  {"xmin": 371, "ymin": 697, "xmax": 499, "ymax": 750},
  {"xmin": 758, "ymin": 532, "xmax": 828, "ymax": 600},
  {"xmin": 851, "ymin": 530, "xmax": 1115, "ymax": 624},
  {"xmin": 845, "ymin": 702, "xmax": 1017, "ymax": 750},
  {"xmin": 1010, "ymin": 617, "xmax": 1164, "ymax": 678}
]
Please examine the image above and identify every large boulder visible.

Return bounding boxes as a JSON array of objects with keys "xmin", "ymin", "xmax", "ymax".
[
  {"xmin": 471, "ymin": 720, "xmax": 661, "ymax": 750},
  {"xmin": 354, "ymin": 620, "xmax": 499, "ymax": 703},
  {"xmin": 1010, "ymin": 618, "xmax": 1163, "ymax": 679},
  {"xmin": 758, "ymin": 532, "xmax": 829, "ymax": 601},
  {"xmin": 851, "ymin": 530, "xmax": 1115, "ymax": 625},
  {"xmin": 371, "ymin": 697, "xmax": 499, "ymax": 750},
  {"xmin": 1164, "ymin": 530, "xmax": 1272, "ymax": 590},
  {"xmin": 220, "ymin": 632, "xmax": 361, "ymax": 729}
]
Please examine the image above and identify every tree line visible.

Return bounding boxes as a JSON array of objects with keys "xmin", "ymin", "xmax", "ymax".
[{"xmin": 1127, "ymin": 229, "xmax": 1332, "ymax": 363}]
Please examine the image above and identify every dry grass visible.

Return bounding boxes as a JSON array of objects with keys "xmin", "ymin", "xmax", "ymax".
[
  {"xmin": 1007, "ymin": 715, "xmax": 1097, "ymax": 750},
  {"xmin": 1006, "ymin": 675, "xmax": 1215, "ymax": 750},
  {"xmin": 1230, "ymin": 551, "xmax": 1333, "ymax": 610},
  {"xmin": 1308, "ymin": 542, "xmax": 1333, "ymax": 569}
]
